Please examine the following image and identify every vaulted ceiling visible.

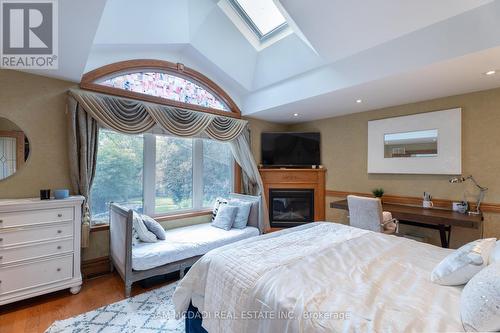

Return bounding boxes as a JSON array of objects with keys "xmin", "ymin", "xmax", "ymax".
[{"xmin": 21, "ymin": 0, "xmax": 500, "ymax": 123}]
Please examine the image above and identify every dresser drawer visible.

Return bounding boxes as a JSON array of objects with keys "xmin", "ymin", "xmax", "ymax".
[
  {"xmin": 0, "ymin": 238, "xmax": 73, "ymax": 266},
  {"xmin": 0, "ymin": 222, "xmax": 73, "ymax": 247},
  {"xmin": 0, "ymin": 207, "xmax": 74, "ymax": 228},
  {"xmin": 0, "ymin": 254, "xmax": 73, "ymax": 295}
]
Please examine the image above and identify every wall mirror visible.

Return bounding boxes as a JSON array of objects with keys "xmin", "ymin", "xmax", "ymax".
[
  {"xmin": 368, "ymin": 108, "xmax": 461, "ymax": 174},
  {"xmin": 384, "ymin": 129, "xmax": 438, "ymax": 158},
  {"xmin": 0, "ymin": 117, "xmax": 30, "ymax": 180}
]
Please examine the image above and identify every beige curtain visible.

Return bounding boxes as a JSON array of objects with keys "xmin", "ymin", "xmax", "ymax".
[
  {"xmin": 230, "ymin": 128, "xmax": 270, "ymax": 231},
  {"xmin": 67, "ymin": 98, "xmax": 99, "ymax": 248},
  {"xmin": 68, "ymin": 89, "xmax": 247, "ymax": 141},
  {"xmin": 67, "ymin": 89, "xmax": 268, "ymax": 233}
]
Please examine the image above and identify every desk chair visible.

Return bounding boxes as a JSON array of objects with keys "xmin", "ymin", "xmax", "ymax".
[{"xmin": 347, "ymin": 195, "xmax": 399, "ymax": 234}]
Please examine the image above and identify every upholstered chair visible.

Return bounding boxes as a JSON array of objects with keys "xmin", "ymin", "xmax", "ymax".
[{"xmin": 346, "ymin": 195, "xmax": 399, "ymax": 234}]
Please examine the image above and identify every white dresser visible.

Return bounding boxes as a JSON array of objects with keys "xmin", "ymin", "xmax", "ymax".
[{"xmin": 0, "ymin": 196, "xmax": 84, "ymax": 305}]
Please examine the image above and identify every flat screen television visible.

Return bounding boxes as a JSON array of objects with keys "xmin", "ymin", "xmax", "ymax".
[{"xmin": 261, "ymin": 132, "xmax": 320, "ymax": 167}]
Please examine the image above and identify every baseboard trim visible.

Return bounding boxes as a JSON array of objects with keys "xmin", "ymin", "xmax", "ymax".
[
  {"xmin": 326, "ymin": 190, "xmax": 500, "ymax": 213},
  {"xmin": 82, "ymin": 256, "xmax": 111, "ymax": 279}
]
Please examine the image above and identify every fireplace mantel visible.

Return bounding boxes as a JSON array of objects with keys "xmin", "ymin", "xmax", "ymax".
[{"xmin": 259, "ymin": 168, "xmax": 326, "ymax": 230}]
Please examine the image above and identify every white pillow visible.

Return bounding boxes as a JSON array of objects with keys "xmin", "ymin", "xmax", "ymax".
[
  {"xmin": 141, "ymin": 214, "xmax": 166, "ymax": 240},
  {"xmin": 211, "ymin": 205, "xmax": 238, "ymax": 231},
  {"xmin": 132, "ymin": 211, "xmax": 158, "ymax": 243},
  {"xmin": 212, "ymin": 197, "xmax": 228, "ymax": 222},
  {"xmin": 489, "ymin": 241, "xmax": 500, "ymax": 265},
  {"xmin": 228, "ymin": 199, "xmax": 252, "ymax": 229},
  {"xmin": 431, "ymin": 238, "xmax": 496, "ymax": 285},
  {"xmin": 461, "ymin": 262, "xmax": 500, "ymax": 332}
]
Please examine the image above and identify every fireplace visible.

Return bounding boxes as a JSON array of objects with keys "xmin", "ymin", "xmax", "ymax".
[{"xmin": 269, "ymin": 189, "xmax": 314, "ymax": 228}]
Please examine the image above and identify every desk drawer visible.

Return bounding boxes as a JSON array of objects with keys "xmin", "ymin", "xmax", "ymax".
[
  {"xmin": 0, "ymin": 207, "xmax": 73, "ymax": 228},
  {"xmin": 0, "ymin": 254, "xmax": 73, "ymax": 295},
  {"xmin": 0, "ymin": 222, "xmax": 73, "ymax": 247},
  {"xmin": 0, "ymin": 238, "xmax": 73, "ymax": 265}
]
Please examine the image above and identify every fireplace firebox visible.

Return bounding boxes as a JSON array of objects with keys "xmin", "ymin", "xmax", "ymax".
[{"xmin": 269, "ymin": 189, "xmax": 314, "ymax": 228}]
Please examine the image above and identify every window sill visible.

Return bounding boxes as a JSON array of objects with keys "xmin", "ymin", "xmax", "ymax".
[{"xmin": 89, "ymin": 209, "xmax": 213, "ymax": 232}]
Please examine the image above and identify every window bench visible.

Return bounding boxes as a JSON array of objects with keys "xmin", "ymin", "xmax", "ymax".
[{"xmin": 109, "ymin": 194, "xmax": 263, "ymax": 297}]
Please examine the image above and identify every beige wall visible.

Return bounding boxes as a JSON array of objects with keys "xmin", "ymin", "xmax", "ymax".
[
  {"xmin": 245, "ymin": 117, "xmax": 288, "ymax": 164},
  {"xmin": 289, "ymin": 87, "xmax": 500, "ymax": 247},
  {"xmin": 0, "ymin": 70, "xmax": 75, "ymax": 198}
]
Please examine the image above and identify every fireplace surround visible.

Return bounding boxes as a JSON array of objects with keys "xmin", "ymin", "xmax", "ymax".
[{"xmin": 259, "ymin": 168, "xmax": 326, "ymax": 231}]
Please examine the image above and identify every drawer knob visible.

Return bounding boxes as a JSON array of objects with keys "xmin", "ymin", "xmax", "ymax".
[
  {"xmin": 57, "ymin": 214, "xmax": 63, "ymax": 218},
  {"xmin": 0, "ymin": 219, "xmax": 3, "ymax": 223},
  {"xmin": 57, "ymin": 246, "xmax": 62, "ymax": 250},
  {"xmin": 0, "ymin": 256, "xmax": 3, "ymax": 260},
  {"xmin": 57, "ymin": 230, "xmax": 62, "ymax": 234},
  {"xmin": 57, "ymin": 268, "xmax": 61, "ymax": 272},
  {"xmin": 0, "ymin": 238, "xmax": 3, "ymax": 242}
]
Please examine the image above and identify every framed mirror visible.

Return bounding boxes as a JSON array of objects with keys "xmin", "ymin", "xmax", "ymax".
[
  {"xmin": 0, "ymin": 117, "xmax": 30, "ymax": 180},
  {"xmin": 368, "ymin": 108, "xmax": 461, "ymax": 174}
]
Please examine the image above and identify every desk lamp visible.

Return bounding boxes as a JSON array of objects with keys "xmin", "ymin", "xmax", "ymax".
[{"xmin": 449, "ymin": 175, "xmax": 488, "ymax": 215}]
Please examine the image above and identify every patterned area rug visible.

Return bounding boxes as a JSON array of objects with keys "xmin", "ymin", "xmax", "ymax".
[{"xmin": 45, "ymin": 282, "xmax": 184, "ymax": 333}]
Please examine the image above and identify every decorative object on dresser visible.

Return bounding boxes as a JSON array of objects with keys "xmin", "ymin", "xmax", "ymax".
[
  {"xmin": 259, "ymin": 168, "xmax": 326, "ymax": 229},
  {"xmin": 0, "ymin": 196, "xmax": 84, "ymax": 305}
]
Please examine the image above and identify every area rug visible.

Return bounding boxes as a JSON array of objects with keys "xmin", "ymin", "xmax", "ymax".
[{"xmin": 45, "ymin": 282, "xmax": 184, "ymax": 333}]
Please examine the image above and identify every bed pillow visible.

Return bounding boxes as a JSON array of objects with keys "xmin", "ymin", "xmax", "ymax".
[
  {"xmin": 141, "ymin": 215, "xmax": 166, "ymax": 240},
  {"xmin": 488, "ymin": 241, "xmax": 500, "ymax": 264},
  {"xmin": 212, "ymin": 197, "xmax": 228, "ymax": 222},
  {"xmin": 228, "ymin": 199, "xmax": 252, "ymax": 229},
  {"xmin": 460, "ymin": 262, "xmax": 500, "ymax": 332},
  {"xmin": 132, "ymin": 211, "xmax": 157, "ymax": 243},
  {"xmin": 211, "ymin": 205, "xmax": 238, "ymax": 231},
  {"xmin": 431, "ymin": 238, "xmax": 496, "ymax": 285}
]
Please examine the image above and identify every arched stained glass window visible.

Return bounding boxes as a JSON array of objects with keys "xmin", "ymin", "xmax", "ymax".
[
  {"xmin": 98, "ymin": 72, "xmax": 229, "ymax": 111},
  {"xmin": 80, "ymin": 60, "xmax": 241, "ymax": 116}
]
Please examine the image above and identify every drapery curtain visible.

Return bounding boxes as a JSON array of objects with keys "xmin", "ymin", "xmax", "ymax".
[
  {"xmin": 68, "ymin": 89, "xmax": 247, "ymax": 141},
  {"xmin": 67, "ymin": 97, "xmax": 99, "ymax": 248},
  {"xmin": 229, "ymin": 128, "xmax": 269, "ymax": 232},
  {"xmin": 67, "ymin": 89, "xmax": 270, "ymax": 235}
]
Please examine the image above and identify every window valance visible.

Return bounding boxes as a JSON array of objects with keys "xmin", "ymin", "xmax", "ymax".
[{"xmin": 68, "ymin": 89, "xmax": 247, "ymax": 141}]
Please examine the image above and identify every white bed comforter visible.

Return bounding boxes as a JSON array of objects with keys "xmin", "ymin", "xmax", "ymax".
[{"xmin": 173, "ymin": 222, "xmax": 464, "ymax": 333}]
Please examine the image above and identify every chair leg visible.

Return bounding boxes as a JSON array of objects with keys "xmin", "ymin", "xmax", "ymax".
[{"xmin": 125, "ymin": 283, "xmax": 132, "ymax": 298}]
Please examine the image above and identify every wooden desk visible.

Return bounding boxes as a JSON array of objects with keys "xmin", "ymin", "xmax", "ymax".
[{"xmin": 330, "ymin": 199, "xmax": 483, "ymax": 248}]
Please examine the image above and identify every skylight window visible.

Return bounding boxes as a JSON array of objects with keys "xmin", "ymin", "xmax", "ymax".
[{"xmin": 229, "ymin": 0, "xmax": 287, "ymax": 40}]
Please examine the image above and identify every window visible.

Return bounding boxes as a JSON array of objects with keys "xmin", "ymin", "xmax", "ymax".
[
  {"xmin": 203, "ymin": 139, "xmax": 233, "ymax": 206},
  {"xmin": 155, "ymin": 136, "xmax": 193, "ymax": 213},
  {"xmin": 91, "ymin": 130, "xmax": 233, "ymax": 225},
  {"xmin": 91, "ymin": 130, "xmax": 144, "ymax": 224},
  {"xmin": 229, "ymin": 0, "xmax": 288, "ymax": 40},
  {"xmin": 98, "ymin": 72, "xmax": 229, "ymax": 111}
]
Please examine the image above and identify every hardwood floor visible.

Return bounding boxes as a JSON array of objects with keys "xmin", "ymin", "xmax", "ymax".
[{"xmin": 0, "ymin": 272, "xmax": 177, "ymax": 333}]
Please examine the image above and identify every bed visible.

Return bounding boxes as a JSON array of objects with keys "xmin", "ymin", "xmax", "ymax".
[{"xmin": 173, "ymin": 222, "xmax": 465, "ymax": 333}]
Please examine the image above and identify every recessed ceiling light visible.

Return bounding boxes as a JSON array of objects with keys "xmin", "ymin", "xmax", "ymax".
[
  {"xmin": 356, "ymin": 99, "xmax": 362, "ymax": 103},
  {"xmin": 485, "ymin": 70, "xmax": 497, "ymax": 76},
  {"xmin": 293, "ymin": 113, "xmax": 299, "ymax": 117}
]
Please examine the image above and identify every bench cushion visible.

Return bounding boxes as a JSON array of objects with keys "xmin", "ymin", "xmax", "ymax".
[{"xmin": 131, "ymin": 223, "xmax": 260, "ymax": 271}]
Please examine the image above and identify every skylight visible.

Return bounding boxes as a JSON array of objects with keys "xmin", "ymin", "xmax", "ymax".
[{"xmin": 229, "ymin": 0, "xmax": 287, "ymax": 40}]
